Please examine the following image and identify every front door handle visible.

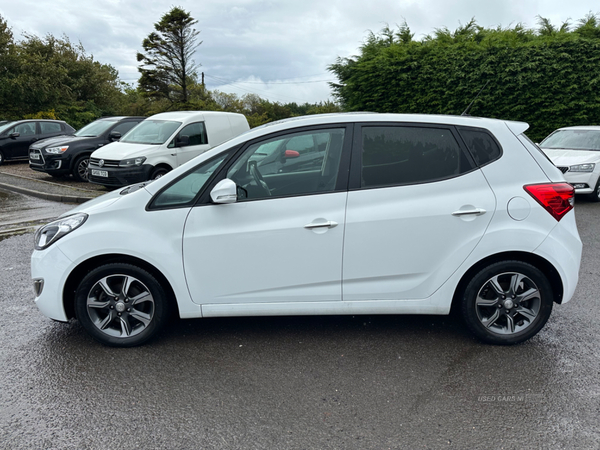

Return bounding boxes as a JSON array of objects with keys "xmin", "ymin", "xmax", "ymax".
[
  {"xmin": 304, "ymin": 221, "xmax": 338, "ymax": 229},
  {"xmin": 452, "ymin": 208, "xmax": 486, "ymax": 216}
]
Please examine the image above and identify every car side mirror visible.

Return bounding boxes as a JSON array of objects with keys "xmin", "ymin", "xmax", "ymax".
[
  {"xmin": 109, "ymin": 131, "xmax": 122, "ymax": 141},
  {"xmin": 9, "ymin": 132, "xmax": 20, "ymax": 139},
  {"xmin": 210, "ymin": 178, "xmax": 237, "ymax": 204},
  {"xmin": 177, "ymin": 135, "xmax": 190, "ymax": 147},
  {"xmin": 284, "ymin": 150, "xmax": 300, "ymax": 158}
]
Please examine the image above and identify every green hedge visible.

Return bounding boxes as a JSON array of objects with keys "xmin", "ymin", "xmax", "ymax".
[{"xmin": 329, "ymin": 20, "xmax": 600, "ymax": 141}]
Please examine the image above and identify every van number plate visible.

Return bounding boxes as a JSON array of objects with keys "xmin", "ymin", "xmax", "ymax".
[{"xmin": 91, "ymin": 169, "xmax": 108, "ymax": 177}]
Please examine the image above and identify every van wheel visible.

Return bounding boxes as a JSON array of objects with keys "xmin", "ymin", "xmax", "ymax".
[
  {"xmin": 461, "ymin": 261, "xmax": 553, "ymax": 345},
  {"xmin": 151, "ymin": 167, "xmax": 170, "ymax": 180},
  {"xmin": 72, "ymin": 155, "xmax": 89, "ymax": 182},
  {"xmin": 75, "ymin": 263, "xmax": 169, "ymax": 347}
]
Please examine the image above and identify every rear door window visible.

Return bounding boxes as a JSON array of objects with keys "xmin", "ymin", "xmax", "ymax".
[
  {"xmin": 361, "ymin": 126, "xmax": 474, "ymax": 188},
  {"xmin": 457, "ymin": 127, "xmax": 502, "ymax": 166}
]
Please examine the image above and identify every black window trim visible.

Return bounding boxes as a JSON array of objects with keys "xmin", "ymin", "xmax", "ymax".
[
  {"xmin": 146, "ymin": 147, "xmax": 239, "ymax": 211},
  {"xmin": 455, "ymin": 125, "xmax": 504, "ymax": 168},
  {"xmin": 193, "ymin": 122, "xmax": 354, "ymax": 207},
  {"xmin": 349, "ymin": 121, "xmax": 478, "ymax": 191}
]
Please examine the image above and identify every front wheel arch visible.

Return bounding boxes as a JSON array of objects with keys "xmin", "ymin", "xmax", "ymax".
[{"xmin": 62, "ymin": 254, "xmax": 179, "ymax": 321}]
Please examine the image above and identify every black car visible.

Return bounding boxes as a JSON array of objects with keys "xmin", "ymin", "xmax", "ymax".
[
  {"xmin": 29, "ymin": 116, "xmax": 145, "ymax": 181},
  {"xmin": 0, "ymin": 119, "xmax": 75, "ymax": 166}
]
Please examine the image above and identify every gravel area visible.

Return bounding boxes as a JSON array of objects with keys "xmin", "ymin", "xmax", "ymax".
[{"xmin": 0, "ymin": 161, "xmax": 107, "ymax": 192}]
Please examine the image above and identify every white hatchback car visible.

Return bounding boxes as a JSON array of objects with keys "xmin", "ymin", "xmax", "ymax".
[
  {"xmin": 539, "ymin": 126, "xmax": 600, "ymax": 201},
  {"xmin": 31, "ymin": 114, "xmax": 582, "ymax": 347}
]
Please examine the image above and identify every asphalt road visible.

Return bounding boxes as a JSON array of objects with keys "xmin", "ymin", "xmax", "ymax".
[{"xmin": 1, "ymin": 199, "xmax": 599, "ymax": 450}]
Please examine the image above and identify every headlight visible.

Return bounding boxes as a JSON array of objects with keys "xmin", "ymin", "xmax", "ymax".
[
  {"xmin": 34, "ymin": 213, "xmax": 88, "ymax": 250},
  {"xmin": 46, "ymin": 145, "xmax": 69, "ymax": 154},
  {"xmin": 119, "ymin": 157, "xmax": 146, "ymax": 167},
  {"xmin": 569, "ymin": 163, "xmax": 595, "ymax": 172}
]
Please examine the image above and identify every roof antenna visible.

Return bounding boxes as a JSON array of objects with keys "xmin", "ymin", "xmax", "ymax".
[{"xmin": 461, "ymin": 80, "xmax": 490, "ymax": 116}]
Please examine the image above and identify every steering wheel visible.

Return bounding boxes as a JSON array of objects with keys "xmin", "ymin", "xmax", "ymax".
[{"xmin": 249, "ymin": 161, "xmax": 271, "ymax": 197}]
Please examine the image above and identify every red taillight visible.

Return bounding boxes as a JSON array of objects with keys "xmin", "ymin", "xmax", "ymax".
[{"xmin": 524, "ymin": 183, "xmax": 575, "ymax": 221}]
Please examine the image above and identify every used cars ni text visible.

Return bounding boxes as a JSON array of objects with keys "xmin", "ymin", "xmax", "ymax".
[
  {"xmin": 539, "ymin": 125, "xmax": 600, "ymax": 201},
  {"xmin": 31, "ymin": 113, "xmax": 582, "ymax": 347}
]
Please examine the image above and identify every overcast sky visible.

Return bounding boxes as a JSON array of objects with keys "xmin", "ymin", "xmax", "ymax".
[{"xmin": 1, "ymin": 0, "xmax": 598, "ymax": 104}]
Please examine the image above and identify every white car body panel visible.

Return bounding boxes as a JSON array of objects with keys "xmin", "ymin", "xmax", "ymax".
[
  {"xmin": 183, "ymin": 192, "xmax": 347, "ymax": 305},
  {"xmin": 31, "ymin": 113, "xmax": 582, "ymax": 342}
]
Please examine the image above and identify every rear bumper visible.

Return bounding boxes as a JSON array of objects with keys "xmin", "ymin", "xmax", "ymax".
[{"xmin": 533, "ymin": 211, "xmax": 582, "ymax": 304}]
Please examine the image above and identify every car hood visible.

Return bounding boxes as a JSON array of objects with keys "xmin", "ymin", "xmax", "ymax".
[
  {"xmin": 31, "ymin": 135, "xmax": 83, "ymax": 149},
  {"xmin": 541, "ymin": 148, "xmax": 600, "ymax": 165},
  {"xmin": 91, "ymin": 142, "xmax": 161, "ymax": 160},
  {"xmin": 59, "ymin": 182, "xmax": 152, "ymax": 217}
]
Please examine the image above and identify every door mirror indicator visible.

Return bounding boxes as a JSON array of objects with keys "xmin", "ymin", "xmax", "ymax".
[{"xmin": 210, "ymin": 178, "xmax": 238, "ymax": 204}]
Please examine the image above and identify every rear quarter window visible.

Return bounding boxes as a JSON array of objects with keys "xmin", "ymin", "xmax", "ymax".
[{"xmin": 458, "ymin": 127, "xmax": 502, "ymax": 167}]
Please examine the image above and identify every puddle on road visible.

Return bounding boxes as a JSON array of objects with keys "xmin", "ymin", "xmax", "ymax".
[{"xmin": 0, "ymin": 188, "xmax": 73, "ymax": 229}]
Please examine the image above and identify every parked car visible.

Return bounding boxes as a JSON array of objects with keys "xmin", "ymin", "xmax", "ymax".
[
  {"xmin": 539, "ymin": 126, "xmax": 600, "ymax": 201},
  {"xmin": 0, "ymin": 119, "xmax": 75, "ymax": 165},
  {"xmin": 31, "ymin": 113, "xmax": 582, "ymax": 347},
  {"xmin": 87, "ymin": 111, "xmax": 250, "ymax": 187},
  {"xmin": 29, "ymin": 116, "xmax": 145, "ymax": 181}
]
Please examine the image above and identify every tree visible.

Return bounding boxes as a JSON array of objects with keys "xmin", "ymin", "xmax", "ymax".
[
  {"xmin": 329, "ymin": 17, "xmax": 600, "ymax": 141},
  {"xmin": 137, "ymin": 7, "xmax": 201, "ymax": 104}
]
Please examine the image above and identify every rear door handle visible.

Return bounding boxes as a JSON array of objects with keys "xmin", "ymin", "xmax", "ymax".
[
  {"xmin": 304, "ymin": 221, "xmax": 338, "ymax": 229},
  {"xmin": 452, "ymin": 208, "xmax": 486, "ymax": 216}
]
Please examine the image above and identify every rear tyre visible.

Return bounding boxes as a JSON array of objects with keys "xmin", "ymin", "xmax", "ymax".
[
  {"xmin": 588, "ymin": 177, "xmax": 600, "ymax": 202},
  {"xmin": 461, "ymin": 261, "xmax": 553, "ymax": 345},
  {"xmin": 0, "ymin": 150, "xmax": 4, "ymax": 166},
  {"xmin": 72, "ymin": 155, "xmax": 89, "ymax": 182},
  {"xmin": 75, "ymin": 263, "xmax": 169, "ymax": 347}
]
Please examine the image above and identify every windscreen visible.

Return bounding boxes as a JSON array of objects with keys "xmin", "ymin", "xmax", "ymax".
[
  {"xmin": 120, "ymin": 120, "xmax": 181, "ymax": 145},
  {"xmin": 74, "ymin": 120, "xmax": 118, "ymax": 137},
  {"xmin": 541, "ymin": 129, "xmax": 600, "ymax": 151}
]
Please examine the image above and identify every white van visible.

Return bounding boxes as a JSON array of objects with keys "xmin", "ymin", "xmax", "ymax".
[{"xmin": 87, "ymin": 111, "xmax": 249, "ymax": 187}]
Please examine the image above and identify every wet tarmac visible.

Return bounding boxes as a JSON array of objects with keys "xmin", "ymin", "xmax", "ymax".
[
  {"xmin": 0, "ymin": 200, "xmax": 599, "ymax": 449},
  {"xmin": 0, "ymin": 188, "xmax": 74, "ymax": 230}
]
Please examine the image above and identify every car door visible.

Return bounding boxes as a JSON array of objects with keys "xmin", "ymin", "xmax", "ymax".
[
  {"xmin": 342, "ymin": 123, "xmax": 496, "ymax": 301},
  {"xmin": 3, "ymin": 122, "xmax": 39, "ymax": 158},
  {"xmin": 172, "ymin": 122, "xmax": 211, "ymax": 166},
  {"xmin": 181, "ymin": 126, "xmax": 351, "ymax": 307}
]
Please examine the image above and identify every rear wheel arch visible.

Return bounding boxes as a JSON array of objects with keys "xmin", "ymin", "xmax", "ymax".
[
  {"xmin": 62, "ymin": 254, "xmax": 179, "ymax": 320},
  {"xmin": 451, "ymin": 251, "xmax": 564, "ymax": 312}
]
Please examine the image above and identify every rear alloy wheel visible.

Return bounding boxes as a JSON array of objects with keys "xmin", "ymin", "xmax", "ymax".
[
  {"xmin": 588, "ymin": 177, "xmax": 600, "ymax": 202},
  {"xmin": 75, "ymin": 264, "xmax": 169, "ymax": 347},
  {"xmin": 72, "ymin": 155, "xmax": 89, "ymax": 182},
  {"xmin": 461, "ymin": 261, "xmax": 553, "ymax": 345}
]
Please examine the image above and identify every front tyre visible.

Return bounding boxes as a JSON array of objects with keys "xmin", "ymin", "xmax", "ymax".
[
  {"xmin": 150, "ymin": 166, "xmax": 170, "ymax": 180},
  {"xmin": 588, "ymin": 177, "xmax": 600, "ymax": 202},
  {"xmin": 72, "ymin": 155, "xmax": 89, "ymax": 182},
  {"xmin": 461, "ymin": 261, "xmax": 553, "ymax": 345},
  {"xmin": 75, "ymin": 263, "xmax": 169, "ymax": 347}
]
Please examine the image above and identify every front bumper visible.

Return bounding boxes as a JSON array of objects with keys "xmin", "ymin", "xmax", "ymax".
[
  {"xmin": 560, "ymin": 170, "xmax": 600, "ymax": 194},
  {"xmin": 88, "ymin": 164, "xmax": 154, "ymax": 187},
  {"xmin": 31, "ymin": 244, "xmax": 75, "ymax": 322},
  {"xmin": 29, "ymin": 149, "xmax": 71, "ymax": 175}
]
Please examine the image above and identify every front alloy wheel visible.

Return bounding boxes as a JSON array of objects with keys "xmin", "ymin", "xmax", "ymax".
[
  {"xmin": 75, "ymin": 264, "xmax": 168, "ymax": 346},
  {"xmin": 461, "ymin": 261, "xmax": 553, "ymax": 345}
]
